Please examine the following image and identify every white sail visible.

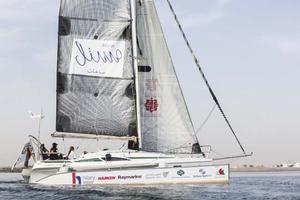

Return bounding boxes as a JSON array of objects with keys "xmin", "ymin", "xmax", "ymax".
[{"xmin": 136, "ymin": 0, "xmax": 197, "ymax": 153}]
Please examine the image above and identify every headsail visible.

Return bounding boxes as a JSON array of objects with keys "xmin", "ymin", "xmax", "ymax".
[
  {"xmin": 136, "ymin": 0, "xmax": 198, "ymax": 153},
  {"xmin": 55, "ymin": 0, "xmax": 136, "ymax": 137}
]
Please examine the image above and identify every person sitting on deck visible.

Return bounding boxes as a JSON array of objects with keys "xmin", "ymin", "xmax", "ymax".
[
  {"xmin": 49, "ymin": 142, "xmax": 62, "ymax": 160},
  {"xmin": 80, "ymin": 151, "xmax": 88, "ymax": 158},
  {"xmin": 40, "ymin": 144, "xmax": 49, "ymax": 160}
]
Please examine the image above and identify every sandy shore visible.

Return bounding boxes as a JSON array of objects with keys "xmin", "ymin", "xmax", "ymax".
[
  {"xmin": 0, "ymin": 167, "xmax": 22, "ymax": 173},
  {"xmin": 231, "ymin": 167, "xmax": 300, "ymax": 172}
]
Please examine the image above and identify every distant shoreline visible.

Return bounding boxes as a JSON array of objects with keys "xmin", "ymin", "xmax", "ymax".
[
  {"xmin": 0, "ymin": 167, "xmax": 22, "ymax": 173},
  {"xmin": 1, "ymin": 167, "xmax": 300, "ymax": 173},
  {"xmin": 231, "ymin": 167, "xmax": 300, "ymax": 172}
]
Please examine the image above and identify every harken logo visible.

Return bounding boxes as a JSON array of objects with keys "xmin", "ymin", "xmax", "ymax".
[
  {"xmin": 177, "ymin": 170, "xmax": 185, "ymax": 176},
  {"xmin": 144, "ymin": 98, "xmax": 159, "ymax": 112}
]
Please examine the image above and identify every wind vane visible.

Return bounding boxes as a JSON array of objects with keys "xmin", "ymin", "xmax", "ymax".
[{"xmin": 28, "ymin": 109, "xmax": 45, "ymax": 141}]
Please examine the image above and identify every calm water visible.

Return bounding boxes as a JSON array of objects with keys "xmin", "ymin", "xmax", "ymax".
[{"xmin": 0, "ymin": 172, "xmax": 300, "ymax": 200}]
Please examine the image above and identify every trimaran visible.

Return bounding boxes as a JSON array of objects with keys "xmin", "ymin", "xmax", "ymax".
[{"xmin": 15, "ymin": 0, "xmax": 252, "ymax": 185}]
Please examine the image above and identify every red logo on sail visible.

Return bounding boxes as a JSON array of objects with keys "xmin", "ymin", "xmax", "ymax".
[{"xmin": 144, "ymin": 98, "xmax": 159, "ymax": 112}]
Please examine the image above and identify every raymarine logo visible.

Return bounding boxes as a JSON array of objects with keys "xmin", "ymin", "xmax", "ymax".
[{"xmin": 118, "ymin": 175, "xmax": 142, "ymax": 180}]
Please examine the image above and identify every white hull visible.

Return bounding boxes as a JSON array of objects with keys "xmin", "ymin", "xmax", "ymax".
[
  {"xmin": 27, "ymin": 151, "xmax": 229, "ymax": 185},
  {"xmin": 33, "ymin": 164, "xmax": 229, "ymax": 185}
]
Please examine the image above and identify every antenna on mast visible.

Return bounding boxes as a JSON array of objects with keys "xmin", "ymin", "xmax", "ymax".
[{"xmin": 29, "ymin": 108, "xmax": 45, "ymax": 141}]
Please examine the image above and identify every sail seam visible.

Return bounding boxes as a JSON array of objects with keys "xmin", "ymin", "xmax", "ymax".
[
  {"xmin": 58, "ymin": 73, "xmax": 134, "ymax": 81},
  {"xmin": 60, "ymin": 16, "xmax": 132, "ymax": 23}
]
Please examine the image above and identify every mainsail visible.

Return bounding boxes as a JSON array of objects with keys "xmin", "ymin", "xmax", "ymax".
[
  {"xmin": 56, "ymin": 0, "xmax": 136, "ymax": 137},
  {"xmin": 55, "ymin": 0, "xmax": 198, "ymax": 153},
  {"xmin": 136, "ymin": 0, "xmax": 198, "ymax": 153}
]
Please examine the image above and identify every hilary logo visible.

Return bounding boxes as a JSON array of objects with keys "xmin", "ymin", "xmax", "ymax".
[
  {"xmin": 72, "ymin": 172, "xmax": 81, "ymax": 185},
  {"xmin": 144, "ymin": 98, "xmax": 158, "ymax": 112}
]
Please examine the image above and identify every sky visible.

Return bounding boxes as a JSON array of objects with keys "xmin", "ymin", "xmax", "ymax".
[{"xmin": 0, "ymin": 0, "xmax": 299, "ymax": 167}]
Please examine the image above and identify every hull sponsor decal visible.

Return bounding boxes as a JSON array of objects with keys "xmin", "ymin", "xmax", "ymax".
[
  {"xmin": 117, "ymin": 175, "xmax": 142, "ymax": 180},
  {"xmin": 72, "ymin": 172, "xmax": 82, "ymax": 185},
  {"xmin": 162, "ymin": 172, "xmax": 169, "ymax": 178},
  {"xmin": 98, "ymin": 176, "xmax": 116, "ymax": 181},
  {"xmin": 177, "ymin": 170, "xmax": 185, "ymax": 177},
  {"xmin": 217, "ymin": 168, "xmax": 225, "ymax": 176}
]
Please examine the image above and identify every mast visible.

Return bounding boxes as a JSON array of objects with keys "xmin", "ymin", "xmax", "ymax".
[{"xmin": 130, "ymin": 0, "xmax": 142, "ymax": 149}]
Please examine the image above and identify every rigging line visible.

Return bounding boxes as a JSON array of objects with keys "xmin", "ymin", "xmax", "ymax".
[
  {"xmin": 166, "ymin": 0, "xmax": 246, "ymax": 154},
  {"xmin": 213, "ymin": 152, "xmax": 253, "ymax": 161},
  {"xmin": 210, "ymin": 148, "xmax": 252, "ymax": 161},
  {"xmin": 195, "ymin": 104, "xmax": 217, "ymax": 135},
  {"xmin": 210, "ymin": 149, "xmax": 229, "ymax": 158}
]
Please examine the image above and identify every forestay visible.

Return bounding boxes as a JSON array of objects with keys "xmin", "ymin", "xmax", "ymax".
[
  {"xmin": 56, "ymin": 0, "xmax": 136, "ymax": 137},
  {"xmin": 136, "ymin": 0, "xmax": 197, "ymax": 153}
]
